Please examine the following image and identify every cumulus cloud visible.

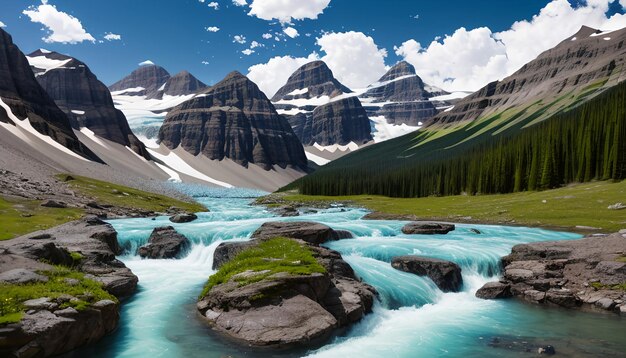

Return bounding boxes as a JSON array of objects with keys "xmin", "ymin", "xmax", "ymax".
[
  {"xmin": 208, "ymin": 2, "xmax": 219, "ymax": 9},
  {"xmin": 22, "ymin": 0, "xmax": 95, "ymax": 44},
  {"xmin": 139, "ymin": 60, "xmax": 155, "ymax": 66},
  {"xmin": 206, "ymin": 26, "xmax": 220, "ymax": 32},
  {"xmin": 233, "ymin": 0, "xmax": 247, "ymax": 6},
  {"xmin": 262, "ymin": 33, "xmax": 273, "ymax": 39},
  {"xmin": 395, "ymin": 0, "xmax": 626, "ymax": 92},
  {"xmin": 0, "ymin": 21, "xmax": 5, "ymax": 28},
  {"xmin": 233, "ymin": 35, "xmax": 246, "ymax": 44},
  {"xmin": 103, "ymin": 33, "xmax": 121, "ymax": 41},
  {"xmin": 242, "ymin": 49, "xmax": 255, "ymax": 55},
  {"xmin": 248, "ymin": 53, "xmax": 320, "ymax": 97},
  {"xmin": 317, "ymin": 31, "xmax": 388, "ymax": 88},
  {"xmin": 250, "ymin": 40, "xmax": 263, "ymax": 48},
  {"xmin": 283, "ymin": 26, "xmax": 299, "ymax": 38},
  {"xmin": 248, "ymin": 0, "xmax": 331, "ymax": 23}
]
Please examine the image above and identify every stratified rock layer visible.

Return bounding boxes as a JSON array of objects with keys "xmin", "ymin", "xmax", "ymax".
[
  {"xmin": 108, "ymin": 64, "xmax": 171, "ymax": 98},
  {"xmin": 271, "ymin": 61, "xmax": 351, "ymax": 101}
]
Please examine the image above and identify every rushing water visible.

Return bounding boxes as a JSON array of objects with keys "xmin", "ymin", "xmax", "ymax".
[{"xmin": 68, "ymin": 189, "xmax": 626, "ymax": 358}]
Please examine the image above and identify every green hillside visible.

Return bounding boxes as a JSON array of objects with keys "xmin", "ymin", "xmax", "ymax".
[{"xmin": 283, "ymin": 80, "xmax": 626, "ymax": 198}]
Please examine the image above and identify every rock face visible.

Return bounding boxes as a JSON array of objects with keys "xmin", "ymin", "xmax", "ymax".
[
  {"xmin": 301, "ymin": 97, "xmax": 373, "ymax": 146},
  {"xmin": 429, "ymin": 26, "xmax": 626, "ymax": 126},
  {"xmin": 158, "ymin": 70, "xmax": 207, "ymax": 98},
  {"xmin": 360, "ymin": 61, "xmax": 445, "ymax": 126},
  {"xmin": 138, "ymin": 226, "xmax": 191, "ymax": 259},
  {"xmin": 271, "ymin": 61, "xmax": 351, "ymax": 102},
  {"xmin": 251, "ymin": 221, "xmax": 344, "ymax": 245},
  {"xmin": 28, "ymin": 50, "xmax": 150, "ymax": 159},
  {"xmin": 0, "ymin": 29, "xmax": 99, "ymax": 161},
  {"xmin": 401, "ymin": 221, "xmax": 455, "ymax": 235},
  {"xmin": 159, "ymin": 71, "xmax": 308, "ymax": 171},
  {"xmin": 109, "ymin": 64, "xmax": 171, "ymax": 98},
  {"xmin": 391, "ymin": 256, "xmax": 463, "ymax": 292},
  {"xmin": 476, "ymin": 232, "xmax": 626, "ymax": 314},
  {"xmin": 199, "ymin": 238, "xmax": 376, "ymax": 348},
  {"xmin": 0, "ymin": 218, "xmax": 138, "ymax": 357}
]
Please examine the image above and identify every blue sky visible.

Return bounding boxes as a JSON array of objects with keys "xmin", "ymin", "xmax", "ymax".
[{"xmin": 1, "ymin": 0, "xmax": 625, "ymax": 94}]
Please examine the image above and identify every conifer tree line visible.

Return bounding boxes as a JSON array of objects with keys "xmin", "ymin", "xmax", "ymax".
[{"xmin": 285, "ymin": 81, "xmax": 626, "ymax": 198}]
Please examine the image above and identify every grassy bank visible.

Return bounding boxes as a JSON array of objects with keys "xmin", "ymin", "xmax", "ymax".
[
  {"xmin": 0, "ymin": 196, "xmax": 83, "ymax": 241},
  {"xmin": 58, "ymin": 174, "xmax": 205, "ymax": 213},
  {"xmin": 273, "ymin": 180, "xmax": 626, "ymax": 233}
]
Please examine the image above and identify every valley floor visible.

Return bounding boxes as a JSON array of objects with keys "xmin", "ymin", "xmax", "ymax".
[{"xmin": 266, "ymin": 180, "xmax": 626, "ymax": 233}]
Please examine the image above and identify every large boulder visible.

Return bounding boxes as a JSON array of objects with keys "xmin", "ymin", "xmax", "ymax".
[
  {"xmin": 391, "ymin": 256, "xmax": 463, "ymax": 292},
  {"xmin": 212, "ymin": 241, "xmax": 257, "ymax": 270},
  {"xmin": 199, "ymin": 239, "xmax": 376, "ymax": 349},
  {"xmin": 252, "ymin": 221, "xmax": 341, "ymax": 245},
  {"xmin": 476, "ymin": 281, "xmax": 512, "ymax": 299},
  {"xmin": 401, "ymin": 222, "xmax": 455, "ymax": 235},
  {"xmin": 138, "ymin": 226, "xmax": 191, "ymax": 259},
  {"xmin": 169, "ymin": 213, "xmax": 198, "ymax": 223}
]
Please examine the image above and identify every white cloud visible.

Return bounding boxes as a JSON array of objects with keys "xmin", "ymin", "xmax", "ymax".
[
  {"xmin": 206, "ymin": 26, "xmax": 220, "ymax": 32},
  {"xmin": 621, "ymin": 0, "xmax": 626, "ymax": 7},
  {"xmin": 233, "ymin": 35, "xmax": 246, "ymax": 44},
  {"xmin": 242, "ymin": 49, "xmax": 255, "ymax": 55},
  {"xmin": 262, "ymin": 33, "xmax": 273, "ymax": 39},
  {"xmin": 317, "ymin": 31, "xmax": 388, "ymax": 88},
  {"xmin": 233, "ymin": 0, "xmax": 247, "ymax": 6},
  {"xmin": 139, "ymin": 60, "xmax": 155, "ymax": 66},
  {"xmin": 202, "ymin": 60, "xmax": 210, "ymax": 65},
  {"xmin": 283, "ymin": 26, "xmax": 299, "ymax": 38},
  {"xmin": 250, "ymin": 40, "xmax": 263, "ymax": 48},
  {"xmin": 247, "ymin": 53, "xmax": 320, "ymax": 97},
  {"xmin": 248, "ymin": 0, "xmax": 331, "ymax": 23},
  {"xmin": 22, "ymin": 1, "xmax": 95, "ymax": 44},
  {"xmin": 104, "ymin": 33, "xmax": 121, "ymax": 41},
  {"xmin": 0, "ymin": 21, "xmax": 6, "ymax": 28},
  {"xmin": 208, "ymin": 1, "xmax": 219, "ymax": 9},
  {"xmin": 395, "ymin": 0, "xmax": 626, "ymax": 92}
]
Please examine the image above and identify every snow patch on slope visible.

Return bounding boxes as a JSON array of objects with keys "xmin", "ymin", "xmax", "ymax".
[
  {"xmin": 26, "ymin": 55, "xmax": 72, "ymax": 76},
  {"xmin": 147, "ymin": 148, "xmax": 234, "ymax": 188}
]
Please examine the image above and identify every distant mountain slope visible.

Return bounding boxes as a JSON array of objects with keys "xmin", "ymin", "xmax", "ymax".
[
  {"xmin": 109, "ymin": 64, "xmax": 171, "ymax": 98},
  {"xmin": 284, "ymin": 26, "xmax": 626, "ymax": 197},
  {"xmin": 159, "ymin": 71, "xmax": 308, "ymax": 171},
  {"xmin": 28, "ymin": 50, "xmax": 150, "ymax": 159},
  {"xmin": 0, "ymin": 29, "xmax": 99, "ymax": 162}
]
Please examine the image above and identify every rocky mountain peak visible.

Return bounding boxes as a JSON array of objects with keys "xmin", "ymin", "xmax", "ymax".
[
  {"xmin": 0, "ymin": 28, "xmax": 99, "ymax": 161},
  {"xmin": 159, "ymin": 72, "xmax": 308, "ymax": 170},
  {"xmin": 271, "ymin": 60, "xmax": 351, "ymax": 101},
  {"xmin": 379, "ymin": 61, "xmax": 417, "ymax": 82},
  {"xmin": 109, "ymin": 64, "xmax": 171, "ymax": 97},
  {"xmin": 27, "ymin": 50, "xmax": 150, "ymax": 159},
  {"xmin": 159, "ymin": 70, "xmax": 207, "ymax": 98}
]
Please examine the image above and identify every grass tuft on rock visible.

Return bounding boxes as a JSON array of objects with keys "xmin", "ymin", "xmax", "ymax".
[
  {"xmin": 200, "ymin": 237, "xmax": 326, "ymax": 298},
  {"xmin": 58, "ymin": 174, "xmax": 205, "ymax": 213},
  {"xmin": 0, "ymin": 266, "xmax": 117, "ymax": 325}
]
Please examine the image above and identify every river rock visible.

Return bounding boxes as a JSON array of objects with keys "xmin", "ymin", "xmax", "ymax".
[
  {"xmin": 169, "ymin": 213, "xmax": 198, "ymax": 223},
  {"xmin": 199, "ymin": 238, "xmax": 376, "ymax": 349},
  {"xmin": 138, "ymin": 226, "xmax": 191, "ymax": 259},
  {"xmin": 475, "ymin": 281, "xmax": 512, "ymax": 299},
  {"xmin": 251, "ymin": 221, "xmax": 342, "ymax": 245},
  {"xmin": 401, "ymin": 221, "xmax": 455, "ymax": 235},
  {"xmin": 212, "ymin": 241, "xmax": 257, "ymax": 270},
  {"xmin": 271, "ymin": 206, "xmax": 299, "ymax": 217},
  {"xmin": 391, "ymin": 256, "xmax": 463, "ymax": 292}
]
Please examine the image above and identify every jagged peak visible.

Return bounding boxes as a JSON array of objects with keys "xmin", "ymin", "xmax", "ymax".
[{"xmin": 378, "ymin": 61, "xmax": 417, "ymax": 82}]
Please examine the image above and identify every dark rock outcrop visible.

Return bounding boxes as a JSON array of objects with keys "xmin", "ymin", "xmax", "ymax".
[
  {"xmin": 296, "ymin": 97, "xmax": 372, "ymax": 146},
  {"xmin": 199, "ymin": 238, "xmax": 376, "ymax": 349},
  {"xmin": 475, "ymin": 281, "xmax": 512, "ymax": 299},
  {"xmin": 429, "ymin": 26, "xmax": 626, "ymax": 126},
  {"xmin": 272, "ymin": 61, "xmax": 351, "ymax": 101},
  {"xmin": 0, "ymin": 29, "xmax": 99, "ymax": 161},
  {"xmin": 391, "ymin": 256, "xmax": 463, "ymax": 292},
  {"xmin": 28, "ymin": 50, "xmax": 150, "ymax": 159},
  {"xmin": 159, "ymin": 71, "xmax": 308, "ymax": 170},
  {"xmin": 476, "ymin": 231, "xmax": 626, "ymax": 314},
  {"xmin": 108, "ymin": 64, "xmax": 171, "ymax": 98},
  {"xmin": 159, "ymin": 70, "xmax": 207, "ymax": 98},
  {"xmin": 138, "ymin": 226, "xmax": 191, "ymax": 259},
  {"xmin": 251, "ymin": 221, "xmax": 344, "ymax": 245},
  {"xmin": 401, "ymin": 221, "xmax": 455, "ymax": 235},
  {"xmin": 212, "ymin": 241, "xmax": 257, "ymax": 270},
  {"xmin": 169, "ymin": 213, "xmax": 198, "ymax": 223}
]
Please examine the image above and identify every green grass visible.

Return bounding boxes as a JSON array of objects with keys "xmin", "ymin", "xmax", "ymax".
[
  {"xmin": 58, "ymin": 174, "xmax": 205, "ymax": 213},
  {"xmin": 275, "ymin": 180, "xmax": 626, "ymax": 233},
  {"xmin": 616, "ymin": 256, "xmax": 626, "ymax": 263},
  {"xmin": 0, "ymin": 266, "xmax": 117, "ymax": 325},
  {"xmin": 0, "ymin": 196, "xmax": 83, "ymax": 241},
  {"xmin": 200, "ymin": 237, "xmax": 326, "ymax": 298},
  {"xmin": 591, "ymin": 282, "xmax": 626, "ymax": 291}
]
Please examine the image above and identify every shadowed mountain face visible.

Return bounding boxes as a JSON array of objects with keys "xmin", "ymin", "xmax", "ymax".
[
  {"xmin": 0, "ymin": 29, "xmax": 99, "ymax": 161},
  {"xmin": 272, "ymin": 61, "xmax": 352, "ymax": 101},
  {"xmin": 28, "ymin": 50, "xmax": 150, "ymax": 159},
  {"xmin": 159, "ymin": 71, "xmax": 207, "ymax": 98},
  {"xmin": 159, "ymin": 71, "xmax": 308, "ymax": 171},
  {"xmin": 429, "ymin": 25, "xmax": 626, "ymax": 126},
  {"xmin": 290, "ymin": 97, "xmax": 373, "ymax": 146},
  {"xmin": 108, "ymin": 64, "xmax": 171, "ymax": 98}
]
